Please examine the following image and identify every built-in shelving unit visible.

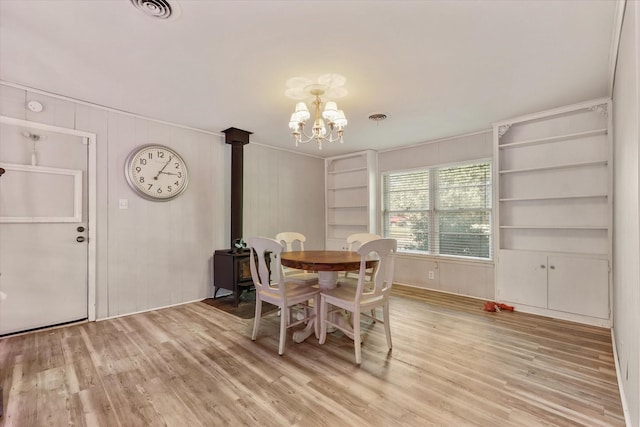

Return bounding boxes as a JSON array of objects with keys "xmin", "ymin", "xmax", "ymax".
[
  {"xmin": 493, "ymin": 98, "xmax": 612, "ymax": 327},
  {"xmin": 498, "ymin": 128, "xmax": 608, "ymax": 150},
  {"xmin": 325, "ymin": 150, "xmax": 377, "ymax": 250}
]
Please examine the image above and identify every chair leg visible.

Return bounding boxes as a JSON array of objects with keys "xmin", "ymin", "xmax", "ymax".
[
  {"xmin": 383, "ymin": 302, "xmax": 392, "ymax": 350},
  {"xmin": 353, "ymin": 310, "xmax": 362, "ymax": 364},
  {"xmin": 252, "ymin": 294, "xmax": 262, "ymax": 341},
  {"xmin": 278, "ymin": 304, "xmax": 288, "ymax": 355},
  {"xmin": 313, "ymin": 294, "xmax": 320, "ymax": 339},
  {"xmin": 319, "ymin": 297, "xmax": 328, "ymax": 345}
]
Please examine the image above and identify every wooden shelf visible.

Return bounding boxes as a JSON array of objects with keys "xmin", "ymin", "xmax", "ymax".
[
  {"xmin": 500, "ymin": 160, "xmax": 607, "ymax": 174},
  {"xmin": 327, "ymin": 184, "xmax": 368, "ymax": 191},
  {"xmin": 499, "ymin": 194, "xmax": 608, "ymax": 202},
  {"xmin": 327, "ymin": 205, "xmax": 367, "ymax": 209},
  {"xmin": 327, "ymin": 166, "xmax": 367, "ymax": 175},
  {"xmin": 499, "ymin": 129, "xmax": 607, "ymax": 150}
]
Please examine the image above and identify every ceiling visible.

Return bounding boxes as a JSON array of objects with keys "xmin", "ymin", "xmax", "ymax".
[{"xmin": 0, "ymin": 0, "xmax": 619, "ymax": 158}]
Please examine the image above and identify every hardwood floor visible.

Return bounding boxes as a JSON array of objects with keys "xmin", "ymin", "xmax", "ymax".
[{"xmin": 0, "ymin": 286, "xmax": 625, "ymax": 426}]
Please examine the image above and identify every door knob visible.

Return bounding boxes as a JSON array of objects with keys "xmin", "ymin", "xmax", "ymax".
[
  {"xmin": 76, "ymin": 236, "xmax": 85, "ymax": 243},
  {"xmin": 77, "ymin": 226, "xmax": 85, "ymax": 232}
]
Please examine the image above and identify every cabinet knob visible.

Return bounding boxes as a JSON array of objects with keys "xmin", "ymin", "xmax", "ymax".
[
  {"xmin": 540, "ymin": 265, "xmax": 546, "ymax": 269},
  {"xmin": 549, "ymin": 265, "xmax": 555, "ymax": 270}
]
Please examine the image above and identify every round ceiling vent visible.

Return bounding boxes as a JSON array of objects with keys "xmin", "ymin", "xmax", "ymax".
[
  {"xmin": 368, "ymin": 113, "xmax": 388, "ymax": 122},
  {"xmin": 130, "ymin": 0, "xmax": 181, "ymax": 20}
]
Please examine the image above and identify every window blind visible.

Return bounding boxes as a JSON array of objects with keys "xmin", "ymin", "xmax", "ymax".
[{"xmin": 382, "ymin": 161, "xmax": 492, "ymax": 259}]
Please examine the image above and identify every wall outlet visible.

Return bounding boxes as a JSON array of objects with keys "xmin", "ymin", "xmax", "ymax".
[{"xmin": 428, "ymin": 271, "xmax": 434, "ymax": 280}]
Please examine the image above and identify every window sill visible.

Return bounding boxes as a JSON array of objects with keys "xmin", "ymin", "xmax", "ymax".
[{"xmin": 396, "ymin": 251, "xmax": 494, "ymax": 266}]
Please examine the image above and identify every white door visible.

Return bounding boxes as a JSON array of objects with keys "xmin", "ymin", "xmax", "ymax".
[{"xmin": 0, "ymin": 121, "xmax": 88, "ymax": 335}]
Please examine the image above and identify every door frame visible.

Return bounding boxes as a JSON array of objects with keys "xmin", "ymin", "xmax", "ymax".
[{"xmin": 0, "ymin": 115, "xmax": 97, "ymax": 322}]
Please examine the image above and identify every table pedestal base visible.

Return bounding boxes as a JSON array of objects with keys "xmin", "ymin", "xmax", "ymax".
[{"xmin": 293, "ymin": 270, "xmax": 357, "ymax": 343}]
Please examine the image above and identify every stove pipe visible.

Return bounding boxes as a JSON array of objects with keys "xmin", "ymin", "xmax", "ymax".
[{"xmin": 222, "ymin": 127, "xmax": 252, "ymax": 248}]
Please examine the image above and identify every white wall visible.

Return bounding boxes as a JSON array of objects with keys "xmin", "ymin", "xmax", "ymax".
[
  {"xmin": 612, "ymin": 1, "xmax": 640, "ymax": 425},
  {"xmin": 378, "ymin": 131, "xmax": 495, "ymax": 299},
  {"xmin": 0, "ymin": 82, "xmax": 324, "ymax": 320},
  {"xmin": 243, "ymin": 143, "xmax": 325, "ymax": 248}
]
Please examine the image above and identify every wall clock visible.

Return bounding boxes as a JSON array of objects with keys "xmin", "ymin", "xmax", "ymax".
[{"xmin": 124, "ymin": 144, "xmax": 189, "ymax": 201}]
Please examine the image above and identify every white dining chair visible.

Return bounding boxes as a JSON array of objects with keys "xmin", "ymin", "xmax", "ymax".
[
  {"xmin": 346, "ymin": 233, "xmax": 382, "ymax": 251},
  {"xmin": 319, "ymin": 238, "xmax": 397, "ymax": 364},
  {"xmin": 343, "ymin": 232, "xmax": 381, "ymax": 278},
  {"xmin": 275, "ymin": 231, "xmax": 318, "ymax": 286},
  {"xmin": 248, "ymin": 236, "xmax": 320, "ymax": 355}
]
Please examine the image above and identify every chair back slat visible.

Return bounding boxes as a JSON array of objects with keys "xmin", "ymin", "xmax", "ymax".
[
  {"xmin": 356, "ymin": 238, "xmax": 397, "ymax": 301},
  {"xmin": 275, "ymin": 231, "xmax": 306, "ymax": 252},
  {"xmin": 247, "ymin": 236, "xmax": 285, "ymax": 297}
]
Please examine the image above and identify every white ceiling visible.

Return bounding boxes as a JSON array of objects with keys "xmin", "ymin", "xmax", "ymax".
[{"xmin": 0, "ymin": 0, "xmax": 618, "ymax": 158}]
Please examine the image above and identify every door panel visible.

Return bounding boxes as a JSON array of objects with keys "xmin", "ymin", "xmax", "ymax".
[
  {"xmin": 0, "ymin": 122, "xmax": 88, "ymax": 335},
  {"xmin": 497, "ymin": 249, "xmax": 547, "ymax": 307},
  {"xmin": 547, "ymin": 255, "xmax": 609, "ymax": 319}
]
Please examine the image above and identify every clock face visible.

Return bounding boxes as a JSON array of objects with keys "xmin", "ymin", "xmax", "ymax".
[{"xmin": 125, "ymin": 145, "xmax": 189, "ymax": 201}]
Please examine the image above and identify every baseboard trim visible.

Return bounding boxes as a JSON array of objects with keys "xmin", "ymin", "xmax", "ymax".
[
  {"xmin": 611, "ymin": 328, "xmax": 632, "ymax": 426},
  {"xmin": 98, "ymin": 298, "xmax": 205, "ymax": 321}
]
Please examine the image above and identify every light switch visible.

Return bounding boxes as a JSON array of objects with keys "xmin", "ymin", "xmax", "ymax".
[{"xmin": 119, "ymin": 199, "xmax": 129, "ymax": 209}]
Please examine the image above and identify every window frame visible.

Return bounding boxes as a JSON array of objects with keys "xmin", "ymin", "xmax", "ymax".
[{"xmin": 381, "ymin": 158, "xmax": 493, "ymax": 261}]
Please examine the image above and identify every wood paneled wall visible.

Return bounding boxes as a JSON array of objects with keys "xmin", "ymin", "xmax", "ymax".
[
  {"xmin": 0, "ymin": 83, "xmax": 325, "ymax": 321},
  {"xmin": 243, "ymin": 143, "xmax": 325, "ymax": 249},
  {"xmin": 612, "ymin": 1, "xmax": 640, "ymax": 424}
]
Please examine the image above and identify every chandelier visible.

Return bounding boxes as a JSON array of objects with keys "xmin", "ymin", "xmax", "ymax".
[{"xmin": 288, "ymin": 84, "xmax": 347, "ymax": 150}]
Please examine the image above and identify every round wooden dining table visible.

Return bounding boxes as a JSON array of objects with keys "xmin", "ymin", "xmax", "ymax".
[
  {"xmin": 280, "ymin": 250, "xmax": 377, "ymax": 290},
  {"xmin": 280, "ymin": 250, "xmax": 378, "ymax": 343}
]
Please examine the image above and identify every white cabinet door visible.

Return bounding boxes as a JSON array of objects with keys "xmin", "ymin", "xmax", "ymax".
[
  {"xmin": 547, "ymin": 255, "xmax": 609, "ymax": 319},
  {"xmin": 497, "ymin": 250, "xmax": 547, "ymax": 307}
]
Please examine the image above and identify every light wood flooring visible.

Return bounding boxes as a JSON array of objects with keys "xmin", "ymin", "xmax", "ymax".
[{"xmin": 0, "ymin": 286, "xmax": 625, "ymax": 426}]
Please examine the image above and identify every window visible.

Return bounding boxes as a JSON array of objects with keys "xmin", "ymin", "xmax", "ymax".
[{"xmin": 382, "ymin": 161, "xmax": 492, "ymax": 259}]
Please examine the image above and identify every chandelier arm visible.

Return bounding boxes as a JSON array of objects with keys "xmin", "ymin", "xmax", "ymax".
[
  {"xmin": 289, "ymin": 85, "xmax": 346, "ymax": 149},
  {"xmin": 296, "ymin": 124, "xmax": 343, "ymax": 144}
]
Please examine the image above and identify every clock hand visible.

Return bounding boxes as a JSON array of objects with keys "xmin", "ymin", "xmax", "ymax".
[
  {"xmin": 153, "ymin": 155, "xmax": 173, "ymax": 180},
  {"xmin": 158, "ymin": 171, "xmax": 179, "ymax": 176}
]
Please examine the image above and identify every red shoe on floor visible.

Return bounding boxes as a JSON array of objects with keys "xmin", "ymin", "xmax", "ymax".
[
  {"xmin": 497, "ymin": 302, "xmax": 514, "ymax": 311},
  {"xmin": 483, "ymin": 301, "xmax": 497, "ymax": 312},
  {"xmin": 483, "ymin": 301, "xmax": 515, "ymax": 312}
]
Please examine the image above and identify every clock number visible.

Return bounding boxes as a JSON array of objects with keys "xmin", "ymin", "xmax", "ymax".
[
  {"xmin": 174, "ymin": 162, "xmax": 180, "ymax": 169},
  {"xmin": 135, "ymin": 166, "xmax": 141, "ymax": 173},
  {"xmin": 139, "ymin": 176, "xmax": 145, "ymax": 183},
  {"xmin": 148, "ymin": 152, "xmax": 153, "ymax": 160},
  {"xmin": 168, "ymin": 186, "xmax": 173, "ymax": 192},
  {"xmin": 174, "ymin": 180, "xmax": 179, "ymax": 186},
  {"xmin": 177, "ymin": 172, "xmax": 182, "ymax": 178},
  {"xmin": 158, "ymin": 151, "xmax": 165, "ymax": 158},
  {"xmin": 147, "ymin": 184, "xmax": 153, "ymax": 190},
  {"xmin": 157, "ymin": 188, "xmax": 162, "ymax": 194},
  {"xmin": 139, "ymin": 158, "xmax": 147, "ymax": 165}
]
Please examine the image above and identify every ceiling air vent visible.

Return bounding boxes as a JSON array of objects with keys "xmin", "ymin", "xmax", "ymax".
[{"xmin": 130, "ymin": 0, "xmax": 181, "ymax": 20}]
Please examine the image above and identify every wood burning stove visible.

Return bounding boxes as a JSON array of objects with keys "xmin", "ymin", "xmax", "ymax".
[
  {"xmin": 213, "ymin": 250, "xmax": 253, "ymax": 306},
  {"xmin": 212, "ymin": 127, "xmax": 254, "ymax": 306}
]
